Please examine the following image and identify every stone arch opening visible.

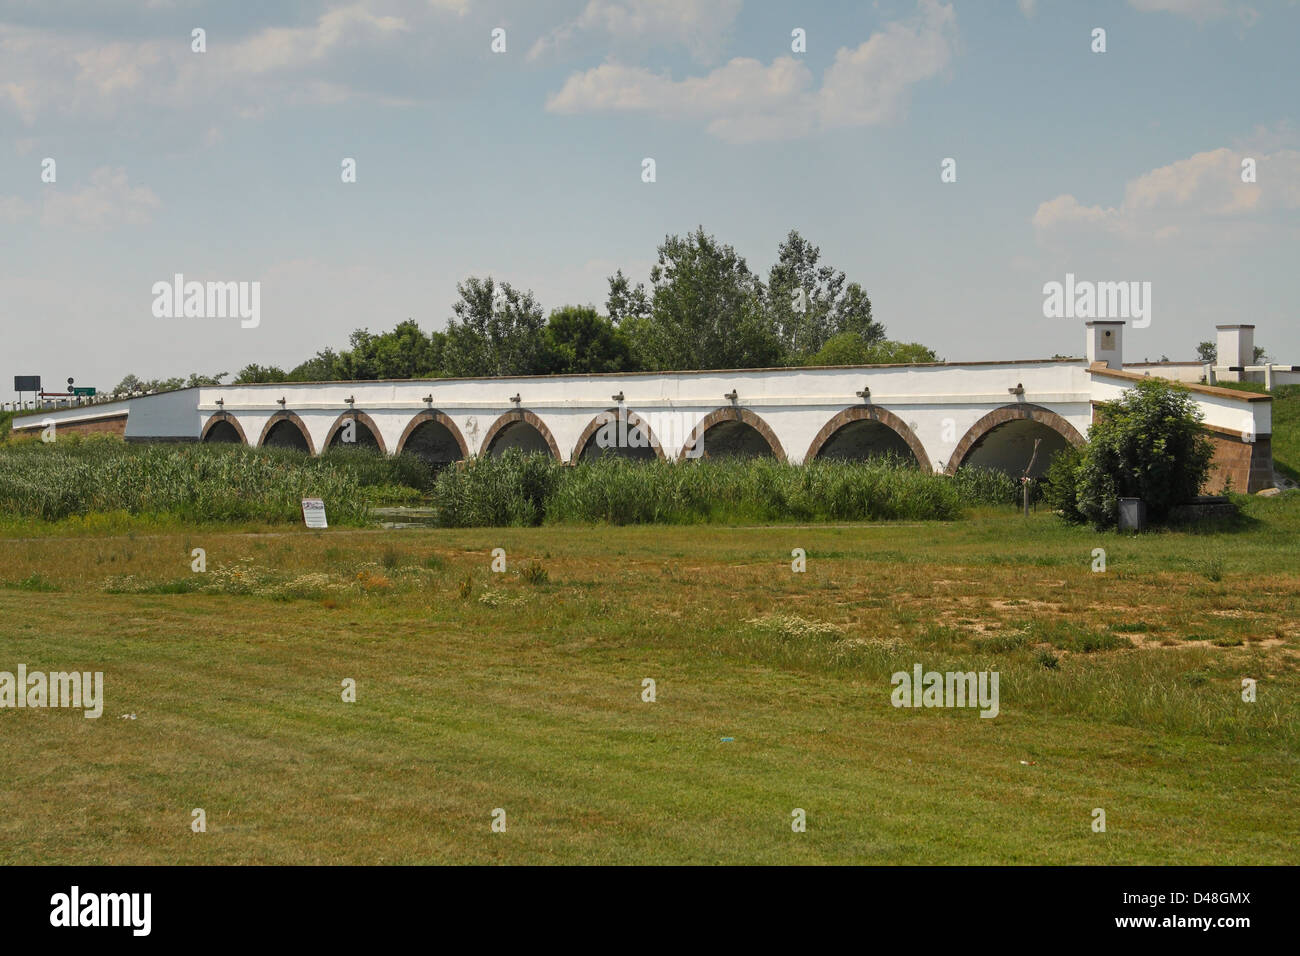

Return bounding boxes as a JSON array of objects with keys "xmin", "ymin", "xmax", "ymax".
[
  {"xmin": 396, "ymin": 410, "xmax": 469, "ymax": 467},
  {"xmin": 201, "ymin": 416, "xmax": 246, "ymax": 445},
  {"xmin": 572, "ymin": 409, "xmax": 663, "ymax": 463},
  {"xmin": 681, "ymin": 408, "xmax": 785, "ymax": 462},
  {"xmin": 324, "ymin": 412, "xmax": 386, "ymax": 455},
  {"xmin": 258, "ymin": 412, "xmax": 315, "ymax": 455},
  {"xmin": 946, "ymin": 404, "xmax": 1084, "ymax": 478},
  {"xmin": 806, "ymin": 407, "xmax": 927, "ymax": 468},
  {"xmin": 481, "ymin": 409, "xmax": 562, "ymax": 460}
]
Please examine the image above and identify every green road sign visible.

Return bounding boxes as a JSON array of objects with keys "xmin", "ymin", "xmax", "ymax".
[{"xmin": 71, "ymin": 387, "xmax": 96, "ymax": 396}]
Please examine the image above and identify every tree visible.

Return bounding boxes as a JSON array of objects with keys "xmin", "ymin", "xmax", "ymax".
[
  {"xmin": 1196, "ymin": 341, "xmax": 1217, "ymax": 363},
  {"xmin": 539, "ymin": 306, "xmax": 637, "ymax": 374},
  {"xmin": 335, "ymin": 320, "xmax": 444, "ymax": 380},
  {"xmin": 289, "ymin": 349, "xmax": 344, "ymax": 382},
  {"xmin": 638, "ymin": 227, "xmax": 781, "ymax": 371},
  {"xmin": 605, "ymin": 270, "xmax": 651, "ymax": 326},
  {"xmin": 113, "ymin": 374, "xmax": 143, "ymax": 395},
  {"xmin": 1072, "ymin": 378, "xmax": 1215, "ymax": 529},
  {"xmin": 765, "ymin": 230, "xmax": 884, "ymax": 362},
  {"xmin": 1253, "ymin": 345, "xmax": 1267, "ymax": 363},
  {"xmin": 114, "ymin": 374, "xmax": 187, "ymax": 394},
  {"xmin": 442, "ymin": 277, "xmax": 547, "ymax": 377},
  {"xmin": 805, "ymin": 333, "xmax": 938, "ymax": 366},
  {"xmin": 186, "ymin": 372, "xmax": 227, "ymax": 387},
  {"xmin": 234, "ymin": 364, "xmax": 288, "ymax": 384}
]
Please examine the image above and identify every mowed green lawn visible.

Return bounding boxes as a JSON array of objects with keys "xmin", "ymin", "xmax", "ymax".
[{"xmin": 1, "ymin": 499, "xmax": 1298, "ymax": 864}]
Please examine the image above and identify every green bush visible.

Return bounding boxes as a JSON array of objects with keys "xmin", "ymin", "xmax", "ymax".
[
  {"xmin": 432, "ymin": 450, "xmax": 559, "ymax": 527},
  {"xmin": 1040, "ymin": 443, "xmax": 1085, "ymax": 523},
  {"xmin": 1074, "ymin": 379, "xmax": 1214, "ymax": 530}
]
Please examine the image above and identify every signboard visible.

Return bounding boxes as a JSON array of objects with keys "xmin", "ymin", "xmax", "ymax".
[
  {"xmin": 301, "ymin": 498, "xmax": 328, "ymax": 529},
  {"xmin": 71, "ymin": 387, "xmax": 97, "ymax": 397},
  {"xmin": 14, "ymin": 376, "xmax": 40, "ymax": 392}
]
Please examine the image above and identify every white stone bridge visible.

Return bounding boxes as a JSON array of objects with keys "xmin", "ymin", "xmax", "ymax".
[{"xmin": 14, "ymin": 322, "xmax": 1279, "ymax": 492}]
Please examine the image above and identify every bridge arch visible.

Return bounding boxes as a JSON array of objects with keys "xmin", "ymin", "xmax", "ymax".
[
  {"xmin": 805, "ymin": 406, "xmax": 929, "ymax": 468},
  {"xmin": 395, "ymin": 409, "xmax": 469, "ymax": 464},
  {"xmin": 481, "ymin": 409, "xmax": 562, "ymax": 461},
  {"xmin": 201, "ymin": 414, "xmax": 247, "ymax": 445},
  {"xmin": 572, "ymin": 409, "xmax": 665, "ymax": 463},
  {"xmin": 680, "ymin": 407, "xmax": 786, "ymax": 462},
  {"xmin": 257, "ymin": 411, "xmax": 316, "ymax": 455},
  {"xmin": 323, "ymin": 411, "xmax": 388, "ymax": 455},
  {"xmin": 945, "ymin": 403, "xmax": 1084, "ymax": 477}
]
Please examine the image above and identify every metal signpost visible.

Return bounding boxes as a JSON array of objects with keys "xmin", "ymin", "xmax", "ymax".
[{"xmin": 13, "ymin": 375, "xmax": 40, "ymax": 410}]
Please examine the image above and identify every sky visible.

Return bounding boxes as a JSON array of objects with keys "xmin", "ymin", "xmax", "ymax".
[{"xmin": 2, "ymin": 0, "xmax": 1298, "ymax": 393}]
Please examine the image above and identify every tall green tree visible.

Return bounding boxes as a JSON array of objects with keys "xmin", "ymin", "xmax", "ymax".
[
  {"xmin": 234, "ymin": 364, "xmax": 288, "ymax": 384},
  {"xmin": 539, "ymin": 306, "xmax": 638, "ymax": 374},
  {"xmin": 638, "ymin": 227, "xmax": 781, "ymax": 370},
  {"xmin": 442, "ymin": 277, "xmax": 547, "ymax": 377},
  {"xmin": 766, "ymin": 230, "xmax": 883, "ymax": 362},
  {"xmin": 805, "ymin": 334, "xmax": 938, "ymax": 366},
  {"xmin": 334, "ymin": 320, "xmax": 444, "ymax": 380},
  {"xmin": 606, "ymin": 269, "xmax": 651, "ymax": 325},
  {"xmin": 289, "ymin": 348, "xmax": 344, "ymax": 382}
]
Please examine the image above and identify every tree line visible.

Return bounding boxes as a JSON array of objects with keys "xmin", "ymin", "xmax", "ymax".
[{"xmin": 114, "ymin": 227, "xmax": 937, "ymax": 394}]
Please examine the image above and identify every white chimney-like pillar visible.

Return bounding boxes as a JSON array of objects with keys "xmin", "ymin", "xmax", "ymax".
[
  {"xmin": 1216, "ymin": 324, "xmax": 1255, "ymax": 382},
  {"xmin": 1086, "ymin": 320, "xmax": 1124, "ymax": 369}
]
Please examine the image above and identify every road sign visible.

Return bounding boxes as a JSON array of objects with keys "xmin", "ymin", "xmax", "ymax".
[
  {"xmin": 71, "ymin": 387, "xmax": 97, "ymax": 397},
  {"xmin": 14, "ymin": 376, "xmax": 40, "ymax": 392}
]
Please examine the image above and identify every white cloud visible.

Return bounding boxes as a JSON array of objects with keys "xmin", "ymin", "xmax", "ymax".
[
  {"xmin": 35, "ymin": 167, "xmax": 161, "ymax": 229},
  {"xmin": 817, "ymin": 0, "xmax": 956, "ymax": 130},
  {"xmin": 528, "ymin": 0, "xmax": 744, "ymax": 64},
  {"xmin": 545, "ymin": 0, "xmax": 956, "ymax": 143},
  {"xmin": 0, "ymin": 2, "xmax": 459, "ymax": 125},
  {"xmin": 226, "ymin": 5, "xmax": 408, "ymax": 76},
  {"xmin": 1033, "ymin": 146, "xmax": 1300, "ymax": 241}
]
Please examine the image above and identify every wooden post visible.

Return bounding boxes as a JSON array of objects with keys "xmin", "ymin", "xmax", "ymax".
[{"xmin": 1022, "ymin": 438, "xmax": 1041, "ymax": 519}]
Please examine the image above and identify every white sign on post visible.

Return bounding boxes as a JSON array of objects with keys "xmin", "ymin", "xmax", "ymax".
[{"xmin": 301, "ymin": 498, "xmax": 328, "ymax": 529}]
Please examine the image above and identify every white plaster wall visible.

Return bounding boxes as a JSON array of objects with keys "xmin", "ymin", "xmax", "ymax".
[
  {"xmin": 195, "ymin": 361, "xmax": 1098, "ymax": 467},
  {"xmin": 18, "ymin": 359, "xmax": 1264, "ymax": 466},
  {"xmin": 1088, "ymin": 371, "xmax": 1270, "ymax": 437},
  {"xmin": 122, "ymin": 388, "xmax": 204, "ymax": 439}
]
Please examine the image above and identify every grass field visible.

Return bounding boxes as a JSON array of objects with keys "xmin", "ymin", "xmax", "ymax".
[{"xmin": 2, "ymin": 495, "xmax": 1298, "ymax": 864}]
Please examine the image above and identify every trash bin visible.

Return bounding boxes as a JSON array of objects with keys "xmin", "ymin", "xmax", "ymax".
[{"xmin": 1118, "ymin": 497, "xmax": 1146, "ymax": 532}]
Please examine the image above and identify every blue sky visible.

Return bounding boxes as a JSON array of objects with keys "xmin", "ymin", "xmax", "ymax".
[{"xmin": 2, "ymin": 0, "xmax": 1297, "ymax": 391}]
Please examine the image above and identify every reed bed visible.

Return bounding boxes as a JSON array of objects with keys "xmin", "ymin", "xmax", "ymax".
[
  {"xmin": 0, "ymin": 438, "xmax": 418, "ymax": 524},
  {"xmin": 0, "ymin": 438, "xmax": 1024, "ymax": 527},
  {"xmin": 434, "ymin": 451, "xmax": 977, "ymax": 526}
]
